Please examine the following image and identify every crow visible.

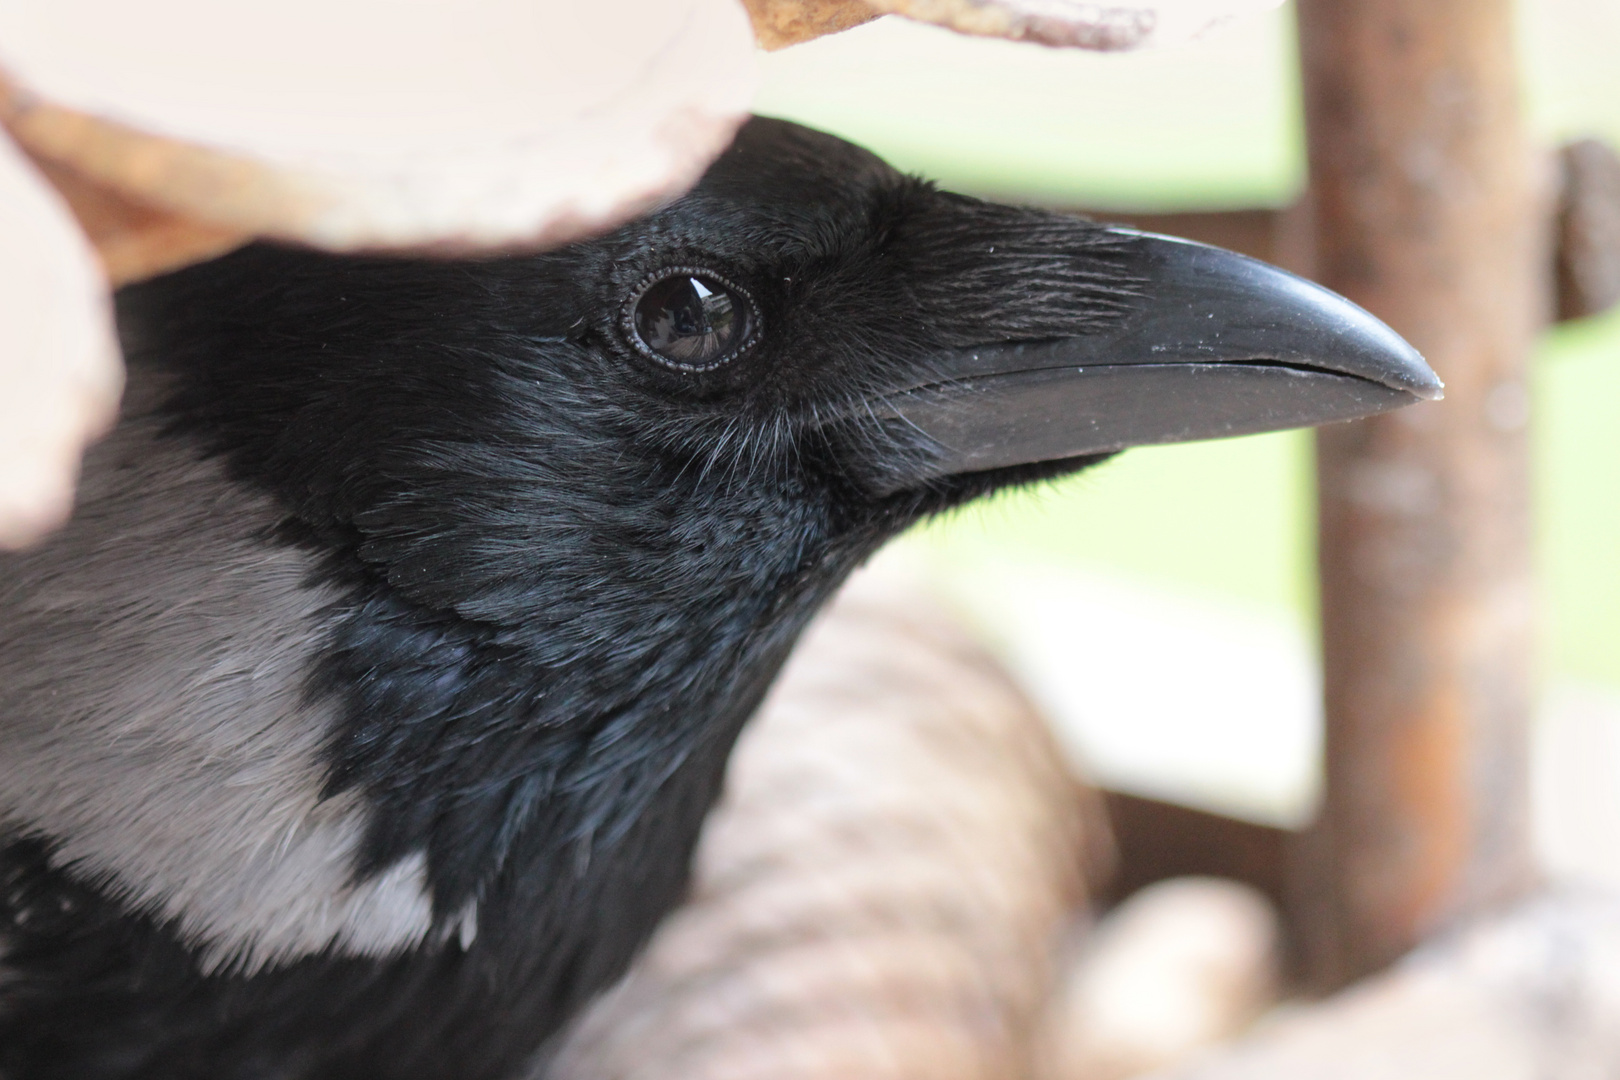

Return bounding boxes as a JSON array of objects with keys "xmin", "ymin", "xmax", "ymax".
[{"xmin": 0, "ymin": 117, "xmax": 1438, "ymax": 1080}]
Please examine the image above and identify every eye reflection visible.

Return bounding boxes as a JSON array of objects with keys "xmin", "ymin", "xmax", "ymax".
[{"xmin": 628, "ymin": 271, "xmax": 757, "ymax": 371}]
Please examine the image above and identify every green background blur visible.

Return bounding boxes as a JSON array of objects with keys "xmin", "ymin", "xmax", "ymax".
[{"xmin": 754, "ymin": 0, "xmax": 1620, "ymax": 693}]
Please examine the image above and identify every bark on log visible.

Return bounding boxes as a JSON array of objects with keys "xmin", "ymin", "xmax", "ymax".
[{"xmin": 1291, "ymin": 0, "xmax": 1547, "ymax": 989}]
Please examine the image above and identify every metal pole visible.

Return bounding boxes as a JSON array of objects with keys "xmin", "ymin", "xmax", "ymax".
[{"xmin": 1291, "ymin": 0, "xmax": 1547, "ymax": 988}]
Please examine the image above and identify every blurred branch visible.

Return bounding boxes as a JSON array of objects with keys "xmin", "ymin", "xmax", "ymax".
[
  {"xmin": 1099, "ymin": 792, "xmax": 1290, "ymax": 914},
  {"xmin": 1071, "ymin": 135, "xmax": 1620, "ymax": 328},
  {"xmin": 1294, "ymin": 0, "xmax": 1541, "ymax": 990}
]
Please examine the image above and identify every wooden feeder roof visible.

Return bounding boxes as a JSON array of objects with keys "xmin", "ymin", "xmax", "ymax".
[{"xmin": 0, "ymin": 0, "xmax": 760, "ymax": 255}]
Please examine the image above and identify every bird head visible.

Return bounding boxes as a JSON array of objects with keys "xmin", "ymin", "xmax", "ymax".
[
  {"xmin": 113, "ymin": 115, "xmax": 1437, "ymax": 1028},
  {"xmin": 141, "ymin": 117, "xmax": 1434, "ymax": 626}
]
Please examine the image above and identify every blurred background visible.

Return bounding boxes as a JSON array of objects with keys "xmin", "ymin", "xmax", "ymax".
[{"xmin": 753, "ymin": 0, "xmax": 1620, "ymax": 881}]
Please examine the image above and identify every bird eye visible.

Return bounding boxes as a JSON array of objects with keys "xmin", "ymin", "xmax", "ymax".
[{"xmin": 624, "ymin": 268, "xmax": 759, "ymax": 372}]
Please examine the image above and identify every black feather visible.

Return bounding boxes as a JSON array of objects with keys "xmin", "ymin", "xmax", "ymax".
[{"xmin": 0, "ymin": 117, "xmax": 1133, "ymax": 1079}]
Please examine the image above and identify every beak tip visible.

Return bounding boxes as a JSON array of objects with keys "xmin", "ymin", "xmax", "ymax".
[
  {"xmin": 1404, "ymin": 354, "xmax": 1445, "ymax": 401},
  {"xmin": 1379, "ymin": 339, "xmax": 1443, "ymax": 401}
]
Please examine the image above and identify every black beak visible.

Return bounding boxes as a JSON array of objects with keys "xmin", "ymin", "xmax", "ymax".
[{"xmin": 875, "ymin": 230, "xmax": 1441, "ymax": 490}]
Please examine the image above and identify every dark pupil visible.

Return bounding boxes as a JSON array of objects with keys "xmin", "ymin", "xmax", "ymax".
[{"xmin": 634, "ymin": 275, "xmax": 745, "ymax": 368}]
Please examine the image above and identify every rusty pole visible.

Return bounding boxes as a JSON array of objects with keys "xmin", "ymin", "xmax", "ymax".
[{"xmin": 1291, "ymin": 0, "xmax": 1548, "ymax": 989}]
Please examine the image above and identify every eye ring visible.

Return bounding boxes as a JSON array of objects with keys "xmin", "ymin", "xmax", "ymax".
[{"xmin": 621, "ymin": 267, "xmax": 761, "ymax": 373}]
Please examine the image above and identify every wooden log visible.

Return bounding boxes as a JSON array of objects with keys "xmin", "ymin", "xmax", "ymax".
[
  {"xmin": 1150, "ymin": 889, "xmax": 1620, "ymax": 1080},
  {"xmin": 1036, "ymin": 878, "xmax": 1282, "ymax": 1080},
  {"xmin": 1290, "ymin": 0, "xmax": 1547, "ymax": 989}
]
